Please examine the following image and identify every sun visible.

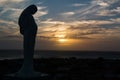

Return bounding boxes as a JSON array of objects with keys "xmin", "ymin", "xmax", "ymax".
[
  {"xmin": 55, "ymin": 34, "xmax": 68, "ymax": 43},
  {"xmin": 58, "ymin": 38, "xmax": 68, "ymax": 43},
  {"xmin": 54, "ymin": 31, "xmax": 69, "ymax": 43}
]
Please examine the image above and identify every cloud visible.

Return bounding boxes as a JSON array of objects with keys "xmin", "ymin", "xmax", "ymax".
[
  {"xmin": 96, "ymin": 10, "xmax": 114, "ymax": 16},
  {"xmin": 105, "ymin": 0, "xmax": 119, "ymax": 4},
  {"xmin": 0, "ymin": 18, "xmax": 19, "ymax": 38},
  {"xmin": 67, "ymin": 20, "xmax": 113, "ymax": 26},
  {"xmin": 60, "ymin": 12, "xmax": 75, "ymax": 17},
  {"xmin": 0, "ymin": 3, "xmax": 47, "ymax": 20},
  {"xmin": 8, "ymin": 8, "xmax": 23, "ymax": 20},
  {"xmin": 0, "ymin": 0, "xmax": 24, "ymax": 3},
  {"xmin": 59, "ymin": 0, "xmax": 120, "ymax": 20},
  {"xmin": 36, "ymin": 19, "xmax": 120, "ymax": 40},
  {"xmin": 66, "ymin": 26, "xmax": 120, "ymax": 40},
  {"xmin": 110, "ymin": 18, "xmax": 120, "ymax": 23},
  {"xmin": 0, "ymin": 0, "xmax": 48, "ymax": 40},
  {"xmin": 0, "ymin": 0, "xmax": 120, "ymax": 40},
  {"xmin": 96, "ymin": 6, "xmax": 120, "ymax": 16},
  {"xmin": 111, "ymin": 7, "xmax": 120, "ymax": 13},
  {"xmin": 91, "ymin": 0, "xmax": 119, "ymax": 6},
  {"xmin": 0, "ymin": 20, "xmax": 16, "ymax": 25},
  {"xmin": 98, "ymin": 2, "xmax": 109, "ymax": 7},
  {"xmin": 0, "ymin": 25, "xmax": 18, "ymax": 38},
  {"xmin": 0, "ymin": 0, "xmax": 119, "ymax": 51},
  {"xmin": 91, "ymin": 0, "xmax": 120, "ymax": 17},
  {"xmin": 0, "ymin": 3, "xmax": 23, "ymax": 21},
  {"xmin": 34, "ymin": 11, "xmax": 48, "ymax": 18},
  {"xmin": 0, "ymin": 0, "xmax": 25, "ymax": 8},
  {"xmin": 41, "ymin": 19, "xmax": 65, "ymax": 25},
  {"xmin": 68, "ymin": 1, "xmax": 102, "ymax": 19},
  {"xmin": 91, "ymin": 0, "xmax": 109, "ymax": 7},
  {"xmin": 71, "ymin": 3, "xmax": 86, "ymax": 7},
  {"xmin": 34, "ymin": 6, "xmax": 48, "ymax": 19},
  {"xmin": 1, "ymin": 17, "xmax": 118, "ymax": 40}
]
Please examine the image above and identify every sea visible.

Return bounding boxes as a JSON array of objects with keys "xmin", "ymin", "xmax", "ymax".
[{"xmin": 0, "ymin": 50, "xmax": 120, "ymax": 60}]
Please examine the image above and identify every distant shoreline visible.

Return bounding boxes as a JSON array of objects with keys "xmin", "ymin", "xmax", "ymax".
[
  {"xmin": 0, "ymin": 50, "xmax": 120, "ymax": 60},
  {"xmin": 0, "ymin": 49, "xmax": 120, "ymax": 52}
]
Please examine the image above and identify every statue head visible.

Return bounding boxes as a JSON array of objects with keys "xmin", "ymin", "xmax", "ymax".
[{"xmin": 24, "ymin": 5, "xmax": 37, "ymax": 15}]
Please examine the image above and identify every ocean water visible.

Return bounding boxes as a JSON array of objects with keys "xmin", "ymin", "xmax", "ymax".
[{"xmin": 0, "ymin": 50, "xmax": 120, "ymax": 60}]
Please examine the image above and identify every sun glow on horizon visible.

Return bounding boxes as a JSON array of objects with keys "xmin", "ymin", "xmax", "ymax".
[
  {"xmin": 58, "ymin": 38, "xmax": 68, "ymax": 43},
  {"xmin": 55, "ymin": 38, "xmax": 82, "ymax": 47},
  {"xmin": 55, "ymin": 33, "xmax": 68, "ymax": 43}
]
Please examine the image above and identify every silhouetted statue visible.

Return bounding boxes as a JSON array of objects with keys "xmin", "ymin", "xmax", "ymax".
[
  {"xmin": 5, "ymin": 4, "xmax": 47, "ymax": 78},
  {"xmin": 17, "ymin": 4, "xmax": 39, "ymax": 78},
  {"xmin": 18, "ymin": 4, "xmax": 37, "ymax": 73}
]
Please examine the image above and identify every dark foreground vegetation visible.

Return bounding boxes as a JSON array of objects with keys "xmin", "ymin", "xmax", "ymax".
[{"xmin": 0, "ymin": 57, "xmax": 120, "ymax": 80}]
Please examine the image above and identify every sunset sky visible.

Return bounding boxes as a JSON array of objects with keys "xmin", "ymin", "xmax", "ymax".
[{"xmin": 0, "ymin": 0, "xmax": 120, "ymax": 51}]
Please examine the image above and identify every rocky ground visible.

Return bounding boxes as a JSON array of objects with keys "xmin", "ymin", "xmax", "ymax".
[{"xmin": 0, "ymin": 57, "xmax": 120, "ymax": 80}]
